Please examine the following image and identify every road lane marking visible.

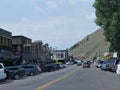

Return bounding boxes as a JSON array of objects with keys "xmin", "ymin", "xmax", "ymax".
[{"xmin": 35, "ymin": 68, "xmax": 80, "ymax": 90}]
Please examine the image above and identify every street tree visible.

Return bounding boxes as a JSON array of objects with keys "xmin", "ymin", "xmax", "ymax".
[{"xmin": 93, "ymin": 0, "xmax": 120, "ymax": 58}]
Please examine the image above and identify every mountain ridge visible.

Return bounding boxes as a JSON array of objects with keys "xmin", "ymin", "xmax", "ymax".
[{"xmin": 70, "ymin": 29, "xmax": 110, "ymax": 59}]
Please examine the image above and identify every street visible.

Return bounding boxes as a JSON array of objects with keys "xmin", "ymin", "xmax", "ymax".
[{"xmin": 0, "ymin": 64, "xmax": 120, "ymax": 90}]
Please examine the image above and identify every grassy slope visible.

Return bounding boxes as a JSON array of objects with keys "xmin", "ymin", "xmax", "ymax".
[{"xmin": 70, "ymin": 29, "xmax": 110, "ymax": 59}]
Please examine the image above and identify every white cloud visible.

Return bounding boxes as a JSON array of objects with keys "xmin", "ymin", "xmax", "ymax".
[
  {"xmin": 46, "ymin": 1, "xmax": 58, "ymax": 9},
  {"xmin": 0, "ymin": 15, "xmax": 98, "ymax": 49},
  {"xmin": 0, "ymin": 0, "xmax": 98, "ymax": 49}
]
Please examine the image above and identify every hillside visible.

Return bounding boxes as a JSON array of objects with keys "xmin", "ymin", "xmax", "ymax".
[{"xmin": 69, "ymin": 29, "xmax": 110, "ymax": 59}]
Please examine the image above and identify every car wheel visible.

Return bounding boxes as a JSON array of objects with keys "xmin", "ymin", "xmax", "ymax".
[
  {"xmin": 29, "ymin": 72, "xmax": 34, "ymax": 76},
  {"xmin": 14, "ymin": 74, "xmax": 20, "ymax": 79}
]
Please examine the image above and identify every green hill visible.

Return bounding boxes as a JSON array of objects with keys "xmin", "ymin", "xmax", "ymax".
[{"xmin": 69, "ymin": 29, "xmax": 110, "ymax": 59}]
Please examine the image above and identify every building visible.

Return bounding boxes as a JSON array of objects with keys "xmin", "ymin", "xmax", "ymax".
[
  {"xmin": 32, "ymin": 40, "xmax": 43, "ymax": 63},
  {"xmin": 0, "ymin": 28, "xmax": 12, "ymax": 61},
  {"xmin": 12, "ymin": 35, "xmax": 32, "ymax": 65},
  {"xmin": 32, "ymin": 41, "xmax": 51, "ymax": 64},
  {"xmin": 43, "ymin": 43, "xmax": 51, "ymax": 62},
  {"xmin": 51, "ymin": 49, "xmax": 68, "ymax": 63}
]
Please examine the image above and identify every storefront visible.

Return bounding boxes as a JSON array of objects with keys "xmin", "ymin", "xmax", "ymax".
[
  {"xmin": 0, "ymin": 28, "xmax": 12, "ymax": 66},
  {"xmin": 12, "ymin": 35, "xmax": 32, "ymax": 65}
]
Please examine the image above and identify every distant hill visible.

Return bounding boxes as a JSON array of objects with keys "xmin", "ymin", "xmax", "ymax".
[{"xmin": 69, "ymin": 29, "xmax": 110, "ymax": 59}]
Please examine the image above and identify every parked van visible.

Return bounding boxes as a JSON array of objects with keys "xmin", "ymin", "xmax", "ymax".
[{"xmin": 0, "ymin": 63, "xmax": 7, "ymax": 81}]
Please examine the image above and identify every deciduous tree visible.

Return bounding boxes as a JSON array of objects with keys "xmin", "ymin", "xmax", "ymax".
[{"xmin": 93, "ymin": 0, "xmax": 120, "ymax": 58}]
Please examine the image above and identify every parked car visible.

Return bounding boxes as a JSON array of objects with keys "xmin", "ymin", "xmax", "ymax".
[
  {"xmin": 20, "ymin": 64, "xmax": 40, "ymax": 76},
  {"xmin": 76, "ymin": 60, "xmax": 82, "ymax": 66},
  {"xmin": 41, "ymin": 64, "xmax": 52, "ymax": 72},
  {"xmin": 100, "ymin": 61, "xmax": 109, "ymax": 71},
  {"xmin": 107, "ymin": 59, "xmax": 119, "ymax": 72},
  {"xmin": 50, "ymin": 63, "xmax": 60, "ymax": 71},
  {"xmin": 41, "ymin": 63, "xmax": 60, "ymax": 72},
  {"xmin": 5, "ymin": 66, "xmax": 25, "ymax": 80},
  {"xmin": 59, "ymin": 64, "xmax": 66, "ymax": 69},
  {"xmin": 66, "ymin": 61, "xmax": 74, "ymax": 65},
  {"xmin": 94, "ymin": 60, "xmax": 103, "ymax": 68},
  {"xmin": 83, "ymin": 62, "xmax": 90, "ymax": 68},
  {"xmin": 0, "ymin": 63, "xmax": 7, "ymax": 81}
]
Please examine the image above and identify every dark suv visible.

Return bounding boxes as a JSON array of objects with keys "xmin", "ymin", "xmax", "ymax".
[
  {"xmin": 40, "ymin": 63, "xmax": 60, "ymax": 72},
  {"xmin": 5, "ymin": 66, "xmax": 25, "ymax": 80},
  {"xmin": 83, "ymin": 62, "xmax": 90, "ymax": 68}
]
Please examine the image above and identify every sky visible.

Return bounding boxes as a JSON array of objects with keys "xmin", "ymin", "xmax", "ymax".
[{"xmin": 0, "ymin": 0, "xmax": 99, "ymax": 50}]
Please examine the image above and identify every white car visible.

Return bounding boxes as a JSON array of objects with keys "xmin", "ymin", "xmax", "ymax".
[
  {"xmin": 0, "ymin": 63, "xmax": 7, "ymax": 81},
  {"xmin": 66, "ymin": 61, "xmax": 74, "ymax": 65},
  {"xmin": 116, "ymin": 62, "xmax": 120, "ymax": 75}
]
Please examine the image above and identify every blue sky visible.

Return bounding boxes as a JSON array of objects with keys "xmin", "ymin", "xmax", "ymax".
[{"xmin": 0, "ymin": 0, "xmax": 99, "ymax": 49}]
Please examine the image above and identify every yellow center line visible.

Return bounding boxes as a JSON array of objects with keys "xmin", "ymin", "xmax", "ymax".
[{"xmin": 35, "ymin": 68, "xmax": 80, "ymax": 90}]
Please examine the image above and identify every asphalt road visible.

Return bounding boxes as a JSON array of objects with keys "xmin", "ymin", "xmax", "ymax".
[{"xmin": 0, "ymin": 64, "xmax": 120, "ymax": 90}]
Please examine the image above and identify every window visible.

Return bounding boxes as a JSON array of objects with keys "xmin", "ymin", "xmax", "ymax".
[{"xmin": 61, "ymin": 54, "xmax": 64, "ymax": 58}]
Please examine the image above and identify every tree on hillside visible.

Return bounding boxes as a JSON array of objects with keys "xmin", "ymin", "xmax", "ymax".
[{"xmin": 93, "ymin": 0, "xmax": 120, "ymax": 58}]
